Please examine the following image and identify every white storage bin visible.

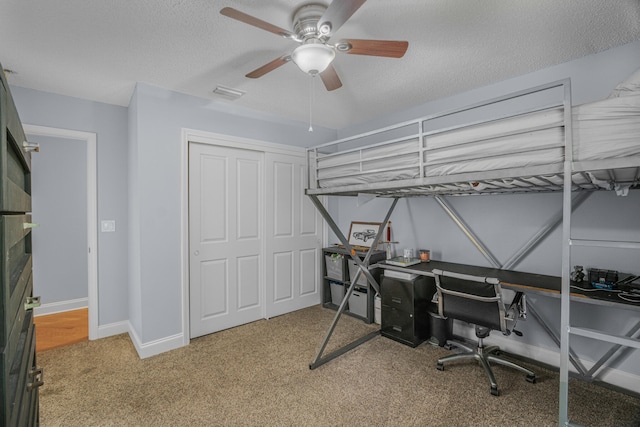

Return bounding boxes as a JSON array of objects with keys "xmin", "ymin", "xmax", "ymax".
[
  {"xmin": 374, "ymin": 294, "xmax": 381, "ymax": 324},
  {"xmin": 348, "ymin": 287, "xmax": 368, "ymax": 318},
  {"xmin": 325, "ymin": 254, "xmax": 343, "ymax": 280},
  {"xmin": 348, "ymin": 260, "xmax": 368, "ymax": 286},
  {"xmin": 330, "ymin": 281, "xmax": 345, "ymax": 306}
]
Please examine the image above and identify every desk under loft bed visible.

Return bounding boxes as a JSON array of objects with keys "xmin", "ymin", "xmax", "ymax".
[{"xmin": 304, "ymin": 73, "xmax": 640, "ymax": 426}]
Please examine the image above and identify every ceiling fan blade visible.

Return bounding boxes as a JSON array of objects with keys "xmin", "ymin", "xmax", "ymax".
[
  {"xmin": 246, "ymin": 55, "xmax": 291, "ymax": 79},
  {"xmin": 317, "ymin": 0, "xmax": 367, "ymax": 37},
  {"xmin": 337, "ymin": 39, "xmax": 408, "ymax": 58},
  {"xmin": 220, "ymin": 7, "xmax": 296, "ymax": 39},
  {"xmin": 319, "ymin": 65, "xmax": 343, "ymax": 91}
]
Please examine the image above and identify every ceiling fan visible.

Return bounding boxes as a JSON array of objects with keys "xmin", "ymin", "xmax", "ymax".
[{"xmin": 220, "ymin": 1, "xmax": 409, "ymax": 91}]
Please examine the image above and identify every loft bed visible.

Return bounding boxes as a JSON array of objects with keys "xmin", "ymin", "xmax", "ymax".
[
  {"xmin": 305, "ymin": 71, "xmax": 640, "ymax": 426},
  {"xmin": 306, "ymin": 76, "xmax": 640, "ymax": 198}
]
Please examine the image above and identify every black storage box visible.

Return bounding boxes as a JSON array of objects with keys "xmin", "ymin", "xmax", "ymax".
[{"xmin": 589, "ymin": 269, "xmax": 618, "ymax": 290}]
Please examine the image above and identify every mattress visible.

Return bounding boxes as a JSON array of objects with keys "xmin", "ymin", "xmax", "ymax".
[{"xmin": 312, "ymin": 90, "xmax": 640, "ymax": 192}]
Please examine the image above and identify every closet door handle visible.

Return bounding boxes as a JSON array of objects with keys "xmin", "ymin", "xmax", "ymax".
[
  {"xmin": 27, "ymin": 367, "xmax": 44, "ymax": 390},
  {"xmin": 23, "ymin": 222, "xmax": 41, "ymax": 229},
  {"xmin": 25, "ymin": 296, "xmax": 41, "ymax": 311}
]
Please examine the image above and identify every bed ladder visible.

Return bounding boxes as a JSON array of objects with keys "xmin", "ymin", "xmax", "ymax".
[{"xmin": 558, "ymin": 81, "xmax": 640, "ymax": 426}]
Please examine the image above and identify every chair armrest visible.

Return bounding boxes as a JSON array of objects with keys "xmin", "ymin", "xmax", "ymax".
[
  {"xmin": 503, "ymin": 292, "xmax": 527, "ymax": 334},
  {"xmin": 507, "ymin": 292, "xmax": 527, "ymax": 320}
]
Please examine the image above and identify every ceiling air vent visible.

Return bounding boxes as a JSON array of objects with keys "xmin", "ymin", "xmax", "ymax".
[{"xmin": 212, "ymin": 85, "xmax": 245, "ymax": 100}]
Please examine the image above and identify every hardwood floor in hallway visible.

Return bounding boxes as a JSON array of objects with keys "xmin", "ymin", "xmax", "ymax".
[{"xmin": 34, "ymin": 308, "xmax": 88, "ymax": 352}]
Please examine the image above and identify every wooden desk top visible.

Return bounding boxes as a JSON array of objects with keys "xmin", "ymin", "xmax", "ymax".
[{"xmin": 377, "ymin": 259, "xmax": 640, "ymax": 310}]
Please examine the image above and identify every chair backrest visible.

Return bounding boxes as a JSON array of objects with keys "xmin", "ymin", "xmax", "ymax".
[{"xmin": 433, "ymin": 269, "xmax": 508, "ymax": 333}]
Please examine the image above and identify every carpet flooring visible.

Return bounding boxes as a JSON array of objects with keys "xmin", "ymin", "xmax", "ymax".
[{"xmin": 37, "ymin": 305, "xmax": 640, "ymax": 426}]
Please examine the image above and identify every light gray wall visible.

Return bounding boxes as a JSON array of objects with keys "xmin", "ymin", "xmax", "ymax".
[
  {"xmin": 11, "ymin": 87, "xmax": 129, "ymax": 327},
  {"xmin": 129, "ymin": 83, "xmax": 337, "ymax": 343},
  {"xmin": 327, "ymin": 39, "xmax": 640, "ymax": 375},
  {"xmin": 30, "ymin": 134, "xmax": 88, "ymax": 304}
]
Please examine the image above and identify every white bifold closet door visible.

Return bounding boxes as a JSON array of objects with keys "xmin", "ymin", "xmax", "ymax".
[
  {"xmin": 189, "ymin": 141, "xmax": 321, "ymax": 339},
  {"xmin": 265, "ymin": 153, "xmax": 322, "ymax": 318}
]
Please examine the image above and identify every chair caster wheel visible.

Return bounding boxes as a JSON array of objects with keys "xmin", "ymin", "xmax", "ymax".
[
  {"xmin": 526, "ymin": 374, "xmax": 536, "ymax": 384},
  {"xmin": 491, "ymin": 387, "xmax": 499, "ymax": 396},
  {"xmin": 436, "ymin": 363, "xmax": 444, "ymax": 371}
]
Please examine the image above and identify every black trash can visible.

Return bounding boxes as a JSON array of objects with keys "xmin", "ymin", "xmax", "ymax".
[{"xmin": 429, "ymin": 312, "xmax": 453, "ymax": 347}]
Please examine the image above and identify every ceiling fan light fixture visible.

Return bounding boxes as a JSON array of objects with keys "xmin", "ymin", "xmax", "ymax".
[{"xmin": 291, "ymin": 43, "xmax": 335, "ymax": 75}]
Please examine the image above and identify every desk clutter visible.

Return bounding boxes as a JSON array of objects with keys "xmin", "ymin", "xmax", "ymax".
[{"xmin": 570, "ymin": 265, "xmax": 640, "ymax": 304}]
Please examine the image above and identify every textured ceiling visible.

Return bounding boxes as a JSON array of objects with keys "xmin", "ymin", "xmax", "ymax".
[{"xmin": 2, "ymin": 0, "xmax": 640, "ymax": 129}]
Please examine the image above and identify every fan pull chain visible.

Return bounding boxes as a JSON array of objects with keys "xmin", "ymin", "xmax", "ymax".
[{"xmin": 308, "ymin": 75, "xmax": 315, "ymax": 132}]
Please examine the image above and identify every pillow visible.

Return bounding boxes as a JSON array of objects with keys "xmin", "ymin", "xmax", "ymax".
[{"xmin": 608, "ymin": 68, "xmax": 640, "ymax": 98}]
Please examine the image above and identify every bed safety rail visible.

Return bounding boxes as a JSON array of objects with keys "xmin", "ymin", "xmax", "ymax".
[{"xmin": 306, "ymin": 78, "xmax": 640, "ymax": 197}]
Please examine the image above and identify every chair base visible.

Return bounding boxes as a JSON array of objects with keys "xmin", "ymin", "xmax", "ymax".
[{"xmin": 436, "ymin": 339, "xmax": 536, "ymax": 396}]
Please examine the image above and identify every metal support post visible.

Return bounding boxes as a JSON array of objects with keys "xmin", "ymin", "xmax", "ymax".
[
  {"xmin": 346, "ymin": 199, "xmax": 398, "ymax": 295},
  {"xmin": 308, "ymin": 195, "xmax": 399, "ymax": 369},
  {"xmin": 434, "ymin": 195, "xmax": 502, "ymax": 269},
  {"xmin": 502, "ymin": 192, "xmax": 591, "ymax": 270},
  {"xmin": 527, "ymin": 303, "xmax": 587, "ymax": 375},
  {"xmin": 586, "ymin": 320, "xmax": 640, "ymax": 379},
  {"xmin": 559, "ymin": 79, "xmax": 573, "ymax": 426}
]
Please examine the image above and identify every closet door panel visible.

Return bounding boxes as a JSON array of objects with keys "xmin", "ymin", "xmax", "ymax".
[
  {"xmin": 189, "ymin": 143, "xmax": 264, "ymax": 338},
  {"xmin": 265, "ymin": 153, "xmax": 322, "ymax": 318}
]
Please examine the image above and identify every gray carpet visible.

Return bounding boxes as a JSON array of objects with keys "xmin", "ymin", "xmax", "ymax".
[{"xmin": 38, "ymin": 305, "xmax": 640, "ymax": 426}]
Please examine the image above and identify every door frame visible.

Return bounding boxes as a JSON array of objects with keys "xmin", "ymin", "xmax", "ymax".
[
  {"xmin": 180, "ymin": 128, "xmax": 325, "ymax": 345},
  {"xmin": 23, "ymin": 124, "xmax": 99, "ymax": 340}
]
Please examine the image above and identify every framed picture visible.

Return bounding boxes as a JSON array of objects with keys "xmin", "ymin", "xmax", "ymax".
[{"xmin": 348, "ymin": 221, "xmax": 382, "ymax": 248}]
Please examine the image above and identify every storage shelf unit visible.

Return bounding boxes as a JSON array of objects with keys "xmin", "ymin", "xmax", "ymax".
[
  {"xmin": 322, "ymin": 247, "xmax": 385, "ymax": 323},
  {"xmin": 1, "ymin": 62, "xmax": 42, "ymax": 426}
]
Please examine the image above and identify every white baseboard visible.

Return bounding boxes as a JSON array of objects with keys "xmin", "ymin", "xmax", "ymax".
[
  {"xmin": 36, "ymin": 304, "xmax": 186, "ymax": 359},
  {"xmin": 454, "ymin": 323, "xmax": 640, "ymax": 394},
  {"xmin": 127, "ymin": 323, "xmax": 186, "ymax": 359},
  {"xmin": 96, "ymin": 320, "xmax": 129, "ymax": 339},
  {"xmin": 95, "ymin": 321, "xmax": 185, "ymax": 359},
  {"xmin": 34, "ymin": 297, "xmax": 88, "ymax": 316}
]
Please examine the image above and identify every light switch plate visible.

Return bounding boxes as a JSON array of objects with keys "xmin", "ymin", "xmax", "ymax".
[{"xmin": 101, "ymin": 220, "xmax": 116, "ymax": 232}]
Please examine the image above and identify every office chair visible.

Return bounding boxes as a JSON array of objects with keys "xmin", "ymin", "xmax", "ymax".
[{"xmin": 432, "ymin": 269, "xmax": 536, "ymax": 396}]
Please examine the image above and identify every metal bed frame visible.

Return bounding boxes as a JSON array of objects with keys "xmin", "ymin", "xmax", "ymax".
[{"xmin": 305, "ymin": 79, "xmax": 640, "ymax": 426}]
